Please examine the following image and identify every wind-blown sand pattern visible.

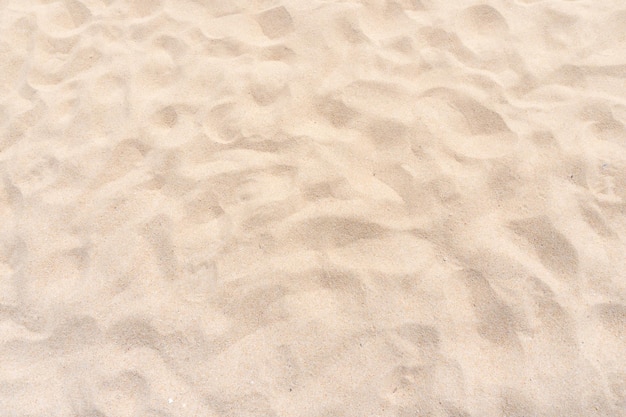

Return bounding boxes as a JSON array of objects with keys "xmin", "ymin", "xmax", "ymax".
[{"xmin": 1, "ymin": 0, "xmax": 626, "ymax": 416}]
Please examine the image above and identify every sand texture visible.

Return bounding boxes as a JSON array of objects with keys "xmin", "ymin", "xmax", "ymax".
[{"xmin": 1, "ymin": 0, "xmax": 626, "ymax": 416}]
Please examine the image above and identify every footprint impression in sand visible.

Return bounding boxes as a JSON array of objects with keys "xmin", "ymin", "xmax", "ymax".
[{"xmin": 417, "ymin": 87, "xmax": 518, "ymax": 159}]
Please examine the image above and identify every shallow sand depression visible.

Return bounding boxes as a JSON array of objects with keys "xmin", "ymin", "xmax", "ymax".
[{"xmin": 1, "ymin": 0, "xmax": 626, "ymax": 416}]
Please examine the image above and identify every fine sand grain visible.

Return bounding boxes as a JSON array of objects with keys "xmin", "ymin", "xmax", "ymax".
[{"xmin": 1, "ymin": 0, "xmax": 626, "ymax": 416}]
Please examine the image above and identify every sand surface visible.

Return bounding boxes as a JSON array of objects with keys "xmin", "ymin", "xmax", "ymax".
[{"xmin": 1, "ymin": 0, "xmax": 626, "ymax": 416}]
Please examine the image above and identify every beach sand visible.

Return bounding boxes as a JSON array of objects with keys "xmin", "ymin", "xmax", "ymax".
[{"xmin": 1, "ymin": 0, "xmax": 625, "ymax": 415}]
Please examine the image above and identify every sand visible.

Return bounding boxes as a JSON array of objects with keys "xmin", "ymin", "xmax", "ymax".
[{"xmin": 0, "ymin": 0, "xmax": 625, "ymax": 416}]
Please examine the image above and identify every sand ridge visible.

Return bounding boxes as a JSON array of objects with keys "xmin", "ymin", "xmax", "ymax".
[{"xmin": 0, "ymin": 0, "xmax": 625, "ymax": 416}]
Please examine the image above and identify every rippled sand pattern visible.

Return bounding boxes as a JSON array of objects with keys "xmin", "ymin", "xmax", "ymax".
[{"xmin": 1, "ymin": 0, "xmax": 626, "ymax": 416}]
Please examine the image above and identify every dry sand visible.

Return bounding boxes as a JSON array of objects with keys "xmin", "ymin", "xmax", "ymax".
[{"xmin": 1, "ymin": 0, "xmax": 626, "ymax": 416}]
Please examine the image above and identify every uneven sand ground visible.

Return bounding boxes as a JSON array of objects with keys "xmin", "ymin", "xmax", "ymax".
[{"xmin": 1, "ymin": 0, "xmax": 626, "ymax": 416}]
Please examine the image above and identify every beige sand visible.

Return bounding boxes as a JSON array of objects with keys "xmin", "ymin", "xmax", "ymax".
[{"xmin": 1, "ymin": 0, "xmax": 626, "ymax": 416}]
